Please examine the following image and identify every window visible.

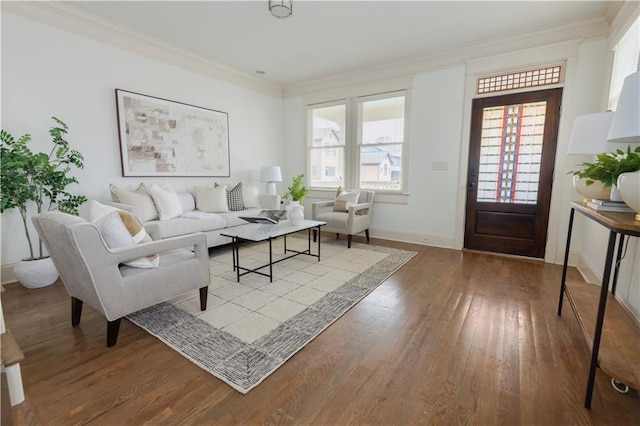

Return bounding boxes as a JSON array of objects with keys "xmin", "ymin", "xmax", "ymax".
[
  {"xmin": 307, "ymin": 91, "xmax": 408, "ymax": 192},
  {"xmin": 477, "ymin": 65, "xmax": 562, "ymax": 94},
  {"xmin": 609, "ymin": 16, "xmax": 640, "ymax": 110}
]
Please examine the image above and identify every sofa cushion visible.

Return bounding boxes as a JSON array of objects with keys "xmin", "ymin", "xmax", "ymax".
[
  {"xmin": 177, "ymin": 192, "xmax": 196, "ymax": 213},
  {"xmin": 145, "ymin": 215, "xmax": 227, "ymax": 240},
  {"xmin": 148, "ymin": 184, "xmax": 183, "ymax": 221},
  {"xmin": 110, "ymin": 183, "xmax": 158, "ymax": 221},
  {"xmin": 219, "ymin": 207, "xmax": 262, "ymax": 228},
  {"xmin": 195, "ymin": 185, "xmax": 229, "ymax": 213},
  {"xmin": 89, "ymin": 201, "xmax": 159, "ymax": 268}
]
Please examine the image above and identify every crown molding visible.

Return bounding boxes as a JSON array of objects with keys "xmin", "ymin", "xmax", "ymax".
[
  {"xmin": 283, "ymin": 15, "xmax": 610, "ymax": 99},
  {"xmin": 1, "ymin": 1, "xmax": 284, "ymax": 98},
  {"xmin": 607, "ymin": 1, "xmax": 640, "ymax": 44}
]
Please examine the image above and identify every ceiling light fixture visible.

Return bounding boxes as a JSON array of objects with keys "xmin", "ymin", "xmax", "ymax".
[{"xmin": 269, "ymin": 0, "xmax": 292, "ymax": 19}]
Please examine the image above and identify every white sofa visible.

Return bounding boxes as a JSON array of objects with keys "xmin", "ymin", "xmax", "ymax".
[{"xmin": 105, "ymin": 184, "xmax": 280, "ymax": 248}]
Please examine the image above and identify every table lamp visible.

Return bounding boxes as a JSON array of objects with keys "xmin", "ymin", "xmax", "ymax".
[{"xmin": 261, "ymin": 166, "xmax": 282, "ymax": 195}]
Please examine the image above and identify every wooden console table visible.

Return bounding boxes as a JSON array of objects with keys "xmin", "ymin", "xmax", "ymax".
[{"xmin": 558, "ymin": 202, "xmax": 640, "ymax": 408}]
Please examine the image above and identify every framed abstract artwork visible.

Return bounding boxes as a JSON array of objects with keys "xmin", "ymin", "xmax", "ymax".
[{"xmin": 115, "ymin": 89, "xmax": 230, "ymax": 177}]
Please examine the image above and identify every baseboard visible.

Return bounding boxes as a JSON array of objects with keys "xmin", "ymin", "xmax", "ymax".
[
  {"xmin": 553, "ymin": 249, "xmax": 581, "ymax": 267},
  {"xmin": 1, "ymin": 264, "xmax": 16, "ymax": 286},
  {"xmin": 369, "ymin": 226, "xmax": 455, "ymax": 249}
]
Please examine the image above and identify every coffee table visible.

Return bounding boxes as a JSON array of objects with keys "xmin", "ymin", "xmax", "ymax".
[{"xmin": 221, "ymin": 220, "xmax": 326, "ymax": 282}]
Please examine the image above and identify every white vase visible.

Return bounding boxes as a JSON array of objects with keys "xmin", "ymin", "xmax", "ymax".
[
  {"xmin": 617, "ymin": 170, "xmax": 640, "ymax": 220},
  {"xmin": 13, "ymin": 257, "xmax": 58, "ymax": 289},
  {"xmin": 286, "ymin": 201, "xmax": 304, "ymax": 226},
  {"xmin": 610, "ymin": 184, "xmax": 624, "ymax": 202},
  {"xmin": 572, "ymin": 175, "xmax": 611, "ymax": 201}
]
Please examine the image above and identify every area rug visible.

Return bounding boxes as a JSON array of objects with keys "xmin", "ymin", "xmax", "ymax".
[{"xmin": 127, "ymin": 236, "xmax": 416, "ymax": 394}]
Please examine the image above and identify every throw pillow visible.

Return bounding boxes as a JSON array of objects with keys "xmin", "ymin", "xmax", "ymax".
[
  {"xmin": 194, "ymin": 185, "xmax": 229, "ymax": 213},
  {"xmin": 109, "ymin": 183, "xmax": 158, "ymax": 221},
  {"xmin": 333, "ymin": 188, "xmax": 360, "ymax": 212},
  {"xmin": 215, "ymin": 182, "xmax": 245, "ymax": 211},
  {"xmin": 89, "ymin": 201, "xmax": 159, "ymax": 268},
  {"xmin": 242, "ymin": 183, "xmax": 260, "ymax": 208},
  {"xmin": 147, "ymin": 183, "xmax": 183, "ymax": 221}
]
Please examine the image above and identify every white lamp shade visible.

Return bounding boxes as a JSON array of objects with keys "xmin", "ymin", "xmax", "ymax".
[
  {"xmin": 608, "ymin": 71, "xmax": 640, "ymax": 144},
  {"xmin": 260, "ymin": 166, "xmax": 282, "ymax": 183},
  {"xmin": 567, "ymin": 112, "xmax": 613, "ymax": 154}
]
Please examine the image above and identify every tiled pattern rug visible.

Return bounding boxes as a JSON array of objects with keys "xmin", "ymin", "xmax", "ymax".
[{"xmin": 127, "ymin": 236, "xmax": 416, "ymax": 394}]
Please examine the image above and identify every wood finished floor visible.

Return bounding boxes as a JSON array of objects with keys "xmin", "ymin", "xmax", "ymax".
[{"xmin": 4, "ymin": 237, "xmax": 640, "ymax": 425}]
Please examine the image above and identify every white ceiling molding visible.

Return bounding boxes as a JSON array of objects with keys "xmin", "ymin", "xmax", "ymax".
[
  {"xmin": 284, "ymin": 15, "xmax": 609, "ymax": 99},
  {"xmin": 1, "ymin": 1, "xmax": 283, "ymax": 99},
  {"xmin": 607, "ymin": 1, "xmax": 640, "ymax": 45}
]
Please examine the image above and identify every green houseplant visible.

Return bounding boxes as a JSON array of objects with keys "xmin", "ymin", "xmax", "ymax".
[
  {"xmin": 282, "ymin": 173, "xmax": 308, "ymax": 202},
  {"xmin": 282, "ymin": 174, "xmax": 308, "ymax": 226},
  {"xmin": 570, "ymin": 145, "xmax": 640, "ymax": 188},
  {"xmin": 1, "ymin": 117, "xmax": 87, "ymax": 287}
]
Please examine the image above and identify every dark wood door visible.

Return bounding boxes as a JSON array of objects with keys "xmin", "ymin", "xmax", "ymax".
[{"xmin": 464, "ymin": 88, "xmax": 562, "ymax": 258}]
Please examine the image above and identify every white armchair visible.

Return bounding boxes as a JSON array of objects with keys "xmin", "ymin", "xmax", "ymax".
[
  {"xmin": 311, "ymin": 190, "xmax": 375, "ymax": 248},
  {"xmin": 32, "ymin": 211, "xmax": 210, "ymax": 347}
]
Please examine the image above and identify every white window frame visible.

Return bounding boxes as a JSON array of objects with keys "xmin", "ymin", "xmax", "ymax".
[
  {"xmin": 608, "ymin": 15, "xmax": 640, "ymax": 110},
  {"xmin": 306, "ymin": 90, "xmax": 411, "ymax": 195}
]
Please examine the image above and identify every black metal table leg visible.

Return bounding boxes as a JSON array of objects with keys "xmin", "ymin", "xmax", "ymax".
[
  {"xmin": 584, "ymin": 230, "xmax": 617, "ymax": 409},
  {"xmin": 269, "ymin": 238, "xmax": 273, "ymax": 282},
  {"xmin": 558, "ymin": 207, "xmax": 575, "ymax": 316},
  {"xmin": 611, "ymin": 235, "xmax": 626, "ymax": 295},
  {"xmin": 234, "ymin": 237, "xmax": 240, "ymax": 282},
  {"xmin": 317, "ymin": 225, "xmax": 321, "ymax": 261}
]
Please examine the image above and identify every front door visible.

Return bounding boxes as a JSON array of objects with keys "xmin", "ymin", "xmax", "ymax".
[{"xmin": 464, "ymin": 88, "xmax": 562, "ymax": 258}]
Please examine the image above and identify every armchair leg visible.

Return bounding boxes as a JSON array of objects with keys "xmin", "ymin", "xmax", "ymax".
[
  {"xmin": 348, "ymin": 235, "xmax": 353, "ymax": 248},
  {"xmin": 199, "ymin": 286, "xmax": 208, "ymax": 311},
  {"xmin": 336, "ymin": 233, "xmax": 340, "ymax": 239},
  {"xmin": 313, "ymin": 229, "xmax": 317, "ymax": 242},
  {"xmin": 106, "ymin": 319, "xmax": 122, "ymax": 347},
  {"xmin": 365, "ymin": 229, "xmax": 370, "ymax": 243},
  {"xmin": 71, "ymin": 297, "xmax": 83, "ymax": 327}
]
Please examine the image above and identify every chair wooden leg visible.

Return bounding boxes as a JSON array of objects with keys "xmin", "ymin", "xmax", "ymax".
[
  {"xmin": 71, "ymin": 297, "xmax": 83, "ymax": 327},
  {"xmin": 347, "ymin": 235, "xmax": 353, "ymax": 248},
  {"xmin": 365, "ymin": 229, "xmax": 370, "ymax": 243},
  {"xmin": 199, "ymin": 286, "xmax": 208, "ymax": 311},
  {"xmin": 313, "ymin": 229, "xmax": 317, "ymax": 242},
  {"xmin": 106, "ymin": 319, "xmax": 122, "ymax": 347},
  {"xmin": 336, "ymin": 233, "xmax": 340, "ymax": 239}
]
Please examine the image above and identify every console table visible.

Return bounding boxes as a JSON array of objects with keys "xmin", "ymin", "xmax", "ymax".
[{"xmin": 558, "ymin": 202, "xmax": 640, "ymax": 409}]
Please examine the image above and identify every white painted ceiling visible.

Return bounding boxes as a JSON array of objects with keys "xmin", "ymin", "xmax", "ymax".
[{"xmin": 64, "ymin": 1, "xmax": 614, "ymax": 87}]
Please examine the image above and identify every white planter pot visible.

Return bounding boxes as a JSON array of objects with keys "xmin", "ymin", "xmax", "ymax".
[
  {"xmin": 610, "ymin": 184, "xmax": 624, "ymax": 202},
  {"xmin": 617, "ymin": 170, "xmax": 640, "ymax": 220},
  {"xmin": 286, "ymin": 201, "xmax": 304, "ymax": 226},
  {"xmin": 13, "ymin": 257, "xmax": 59, "ymax": 289},
  {"xmin": 572, "ymin": 176, "xmax": 611, "ymax": 201}
]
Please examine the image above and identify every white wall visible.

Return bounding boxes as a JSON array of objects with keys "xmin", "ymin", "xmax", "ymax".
[{"xmin": 1, "ymin": 13, "xmax": 283, "ymax": 267}]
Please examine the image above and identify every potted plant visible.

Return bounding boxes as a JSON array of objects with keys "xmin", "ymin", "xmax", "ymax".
[
  {"xmin": 1, "ymin": 117, "xmax": 87, "ymax": 288},
  {"xmin": 282, "ymin": 174, "xmax": 308, "ymax": 225},
  {"xmin": 570, "ymin": 145, "xmax": 640, "ymax": 201}
]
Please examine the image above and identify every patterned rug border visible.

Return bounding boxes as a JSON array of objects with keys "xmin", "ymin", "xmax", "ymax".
[{"xmin": 127, "ymin": 240, "xmax": 416, "ymax": 394}]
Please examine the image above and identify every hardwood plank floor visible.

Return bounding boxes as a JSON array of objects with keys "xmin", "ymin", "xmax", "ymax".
[{"xmin": 3, "ymin": 238, "xmax": 639, "ymax": 425}]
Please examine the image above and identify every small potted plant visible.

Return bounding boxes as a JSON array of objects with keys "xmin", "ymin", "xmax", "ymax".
[
  {"xmin": 570, "ymin": 145, "xmax": 640, "ymax": 201},
  {"xmin": 1, "ymin": 117, "xmax": 87, "ymax": 288},
  {"xmin": 282, "ymin": 174, "xmax": 308, "ymax": 225}
]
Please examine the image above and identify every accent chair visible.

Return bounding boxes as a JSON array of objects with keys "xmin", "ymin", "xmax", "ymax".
[
  {"xmin": 32, "ymin": 211, "xmax": 210, "ymax": 347},
  {"xmin": 311, "ymin": 190, "xmax": 375, "ymax": 248}
]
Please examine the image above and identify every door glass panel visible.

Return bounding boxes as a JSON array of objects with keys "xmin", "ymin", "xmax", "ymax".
[{"xmin": 477, "ymin": 101, "xmax": 547, "ymax": 204}]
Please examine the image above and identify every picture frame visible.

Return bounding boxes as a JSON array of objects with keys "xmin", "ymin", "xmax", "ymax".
[{"xmin": 115, "ymin": 89, "xmax": 230, "ymax": 177}]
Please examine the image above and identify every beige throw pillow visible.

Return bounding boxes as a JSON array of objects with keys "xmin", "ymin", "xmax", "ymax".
[
  {"xmin": 110, "ymin": 183, "xmax": 158, "ymax": 221},
  {"xmin": 195, "ymin": 185, "xmax": 229, "ymax": 213},
  {"xmin": 89, "ymin": 201, "xmax": 159, "ymax": 268},
  {"xmin": 333, "ymin": 188, "xmax": 359, "ymax": 212}
]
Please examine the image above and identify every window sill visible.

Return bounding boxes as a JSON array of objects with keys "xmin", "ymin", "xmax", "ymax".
[{"xmin": 307, "ymin": 189, "xmax": 409, "ymax": 205}]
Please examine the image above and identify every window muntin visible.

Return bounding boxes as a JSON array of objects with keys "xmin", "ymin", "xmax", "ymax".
[
  {"xmin": 477, "ymin": 65, "xmax": 562, "ymax": 95},
  {"xmin": 608, "ymin": 16, "xmax": 640, "ymax": 110},
  {"xmin": 477, "ymin": 101, "xmax": 547, "ymax": 204}
]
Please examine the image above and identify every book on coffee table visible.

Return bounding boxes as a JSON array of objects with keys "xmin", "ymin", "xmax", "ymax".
[{"xmin": 239, "ymin": 209, "xmax": 287, "ymax": 224}]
